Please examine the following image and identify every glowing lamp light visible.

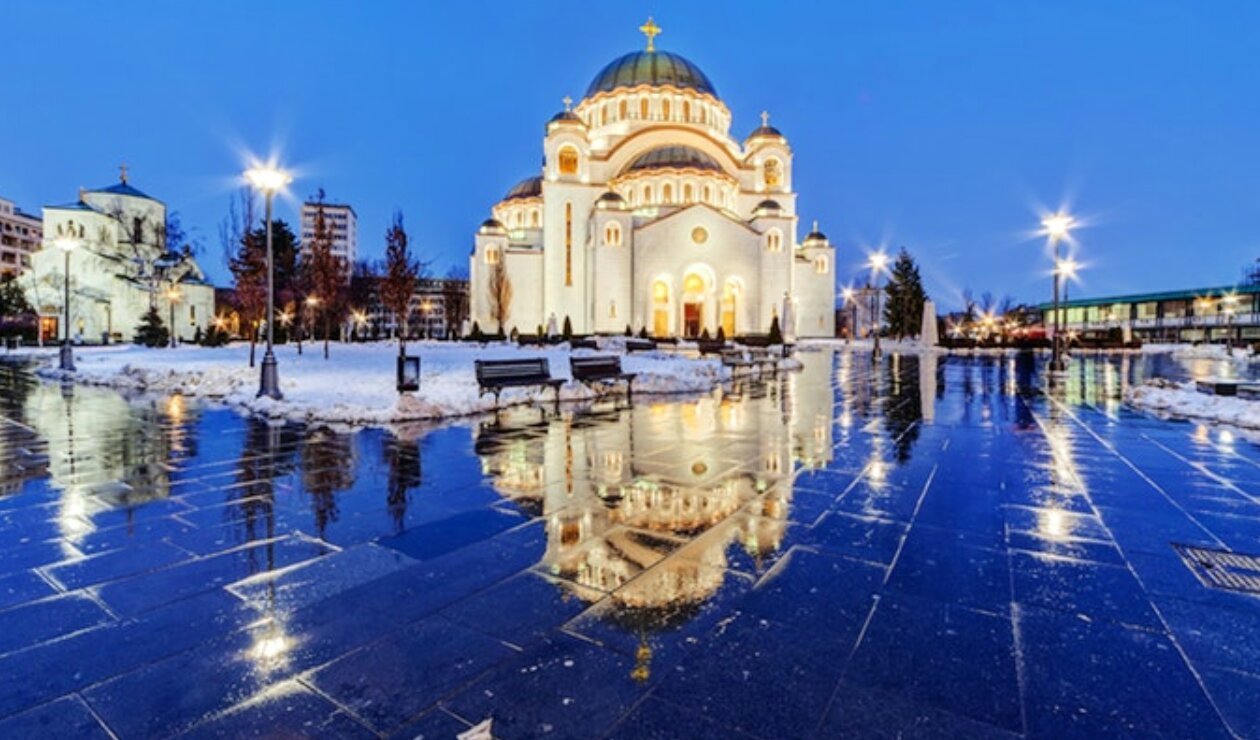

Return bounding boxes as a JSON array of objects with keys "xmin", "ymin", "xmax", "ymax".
[
  {"xmin": 1055, "ymin": 258, "xmax": 1080, "ymax": 280},
  {"xmin": 53, "ymin": 237, "xmax": 80, "ymax": 252},
  {"xmin": 305, "ymin": 295, "xmax": 320, "ymax": 307},
  {"xmin": 243, "ymin": 164, "xmax": 292, "ymax": 193},
  {"xmin": 867, "ymin": 251, "xmax": 890, "ymax": 273},
  {"xmin": 1042, "ymin": 213, "xmax": 1075, "ymax": 240}
]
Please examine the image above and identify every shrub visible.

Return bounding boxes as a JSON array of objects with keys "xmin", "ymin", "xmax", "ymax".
[
  {"xmin": 768, "ymin": 316, "xmax": 783, "ymax": 345},
  {"xmin": 133, "ymin": 306, "xmax": 169, "ymax": 348}
]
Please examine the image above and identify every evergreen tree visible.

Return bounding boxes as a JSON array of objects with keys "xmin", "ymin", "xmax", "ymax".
[
  {"xmin": 562, "ymin": 315, "xmax": 573, "ymax": 340},
  {"xmin": 768, "ymin": 315, "xmax": 783, "ymax": 345},
  {"xmin": 883, "ymin": 248, "xmax": 928, "ymax": 339},
  {"xmin": 134, "ymin": 306, "xmax": 170, "ymax": 348}
]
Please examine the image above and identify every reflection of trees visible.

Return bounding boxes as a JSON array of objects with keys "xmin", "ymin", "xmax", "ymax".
[
  {"xmin": 233, "ymin": 419, "xmax": 294, "ymax": 548},
  {"xmin": 0, "ymin": 364, "xmax": 44, "ymax": 496},
  {"xmin": 884, "ymin": 356, "xmax": 923, "ymax": 462},
  {"xmin": 382, "ymin": 437, "xmax": 422, "ymax": 533},
  {"xmin": 300, "ymin": 427, "xmax": 354, "ymax": 538}
]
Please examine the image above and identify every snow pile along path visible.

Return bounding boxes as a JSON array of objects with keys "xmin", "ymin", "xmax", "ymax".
[
  {"xmin": 1126, "ymin": 378, "xmax": 1260, "ymax": 429},
  {"xmin": 20, "ymin": 340, "xmax": 762, "ymax": 424}
]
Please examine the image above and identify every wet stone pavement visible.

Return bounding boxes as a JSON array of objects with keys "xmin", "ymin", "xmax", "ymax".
[{"xmin": 0, "ymin": 350, "xmax": 1258, "ymax": 738}]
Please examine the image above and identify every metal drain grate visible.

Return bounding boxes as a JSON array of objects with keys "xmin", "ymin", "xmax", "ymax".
[{"xmin": 1174, "ymin": 544, "xmax": 1260, "ymax": 594}]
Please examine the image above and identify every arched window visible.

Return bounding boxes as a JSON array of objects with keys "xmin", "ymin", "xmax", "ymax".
[
  {"xmin": 683, "ymin": 100, "xmax": 691, "ymax": 121},
  {"xmin": 485, "ymin": 247, "xmax": 500, "ymax": 265},
  {"xmin": 609, "ymin": 300, "xmax": 617, "ymax": 318},
  {"xmin": 564, "ymin": 202, "xmax": 573, "ymax": 286},
  {"xmin": 662, "ymin": 99, "xmax": 671, "ymax": 120},
  {"xmin": 763, "ymin": 158, "xmax": 783, "ymax": 190},
  {"xmin": 514, "ymin": 210, "xmax": 523, "ymax": 227},
  {"xmin": 814, "ymin": 255, "xmax": 830, "ymax": 274},
  {"xmin": 530, "ymin": 209, "xmax": 540, "ymax": 228},
  {"xmin": 702, "ymin": 185, "xmax": 711, "ymax": 203},
  {"xmin": 766, "ymin": 230, "xmax": 783, "ymax": 252},
  {"xmin": 700, "ymin": 106, "xmax": 707, "ymax": 125},
  {"xmin": 652, "ymin": 280, "xmax": 670, "ymax": 336},
  {"xmin": 600, "ymin": 105, "xmax": 607, "ymax": 126},
  {"xmin": 643, "ymin": 184, "xmax": 653, "ymax": 204},
  {"xmin": 558, "ymin": 146, "xmax": 579, "ymax": 176},
  {"xmin": 619, "ymin": 99, "xmax": 628, "ymax": 119},
  {"xmin": 604, "ymin": 222, "xmax": 622, "ymax": 246},
  {"xmin": 683, "ymin": 183, "xmax": 693, "ymax": 203},
  {"xmin": 653, "ymin": 281, "xmax": 670, "ymax": 303},
  {"xmin": 662, "ymin": 183, "xmax": 673, "ymax": 203},
  {"xmin": 683, "ymin": 273, "xmax": 705, "ymax": 295},
  {"xmin": 640, "ymin": 98, "xmax": 649, "ymax": 119}
]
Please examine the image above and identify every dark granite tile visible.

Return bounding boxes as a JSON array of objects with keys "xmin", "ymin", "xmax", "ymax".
[
  {"xmin": 0, "ymin": 592, "xmax": 112, "ymax": 655},
  {"xmin": 805, "ymin": 511, "xmax": 908, "ymax": 565},
  {"xmin": 0, "ymin": 568, "xmax": 56, "ymax": 610},
  {"xmin": 180, "ymin": 680, "xmax": 377, "ymax": 739},
  {"xmin": 606, "ymin": 696, "xmax": 759, "ymax": 740},
  {"xmin": 886, "ymin": 531, "xmax": 1011, "ymax": 613},
  {"xmin": 820, "ymin": 683, "xmax": 1021, "ymax": 739},
  {"xmin": 0, "ymin": 695, "xmax": 112, "ymax": 739},
  {"xmin": 1011, "ymin": 551, "xmax": 1160, "ymax": 629}
]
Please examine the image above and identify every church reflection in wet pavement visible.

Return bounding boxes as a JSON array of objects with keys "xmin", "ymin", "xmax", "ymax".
[{"xmin": 0, "ymin": 350, "xmax": 1258, "ymax": 738}]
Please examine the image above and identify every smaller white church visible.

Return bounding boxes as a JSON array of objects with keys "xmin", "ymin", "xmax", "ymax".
[
  {"xmin": 470, "ymin": 20, "xmax": 836, "ymax": 338},
  {"xmin": 21, "ymin": 169, "xmax": 215, "ymax": 344}
]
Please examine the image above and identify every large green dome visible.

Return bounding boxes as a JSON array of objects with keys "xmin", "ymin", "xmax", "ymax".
[{"xmin": 585, "ymin": 51, "xmax": 717, "ymax": 99}]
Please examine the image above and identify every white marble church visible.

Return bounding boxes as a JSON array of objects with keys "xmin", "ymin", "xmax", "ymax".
[{"xmin": 469, "ymin": 19, "xmax": 836, "ymax": 338}]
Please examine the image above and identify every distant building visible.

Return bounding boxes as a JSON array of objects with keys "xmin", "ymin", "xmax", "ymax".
[
  {"xmin": 301, "ymin": 200, "xmax": 357, "ymax": 266},
  {"xmin": 0, "ymin": 196, "xmax": 42, "ymax": 278},
  {"xmin": 350, "ymin": 276, "xmax": 470, "ymax": 339},
  {"xmin": 19, "ymin": 170, "xmax": 215, "ymax": 344},
  {"xmin": 1040, "ymin": 284, "xmax": 1260, "ymax": 344}
]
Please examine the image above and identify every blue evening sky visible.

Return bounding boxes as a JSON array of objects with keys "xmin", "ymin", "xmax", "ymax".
[{"xmin": 2, "ymin": 1, "xmax": 1256, "ymax": 308}]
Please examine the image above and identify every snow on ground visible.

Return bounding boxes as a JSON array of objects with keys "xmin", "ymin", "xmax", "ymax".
[
  {"xmin": 798, "ymin": 338, "xmax": 950, "ymax": 355},
  {"xmin": 1126, "ymin": 378, "xmax": 1260, "ymax": 429},
  {"xmin": 1142, "ymin": 343, "xmax": 1255, "ymax": 361},
  {"xmin": 12, "ymin": 340, "xmax": 783, "ymax": 425}
]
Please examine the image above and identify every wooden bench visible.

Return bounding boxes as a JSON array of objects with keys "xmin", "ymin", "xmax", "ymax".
[
  {"xmin": 721, "ymin": 348, "xmax": 779, "ymax": 375},
  {"xmin": 625, "ymin": 338, "xmax": 656, "ymax": 352},
  {"xmin": 570, "ymin": 355, "xmax": 637, "ymax": 401},
  {"xmin": 1196, "ymin": 379, "xmax": 1240, "ymax": 397},
  {"xmin": 696, "ymin": 339, "xmax": 727, "ymax": 356},
  {"xmin": 475, "ymin": 358, "xmax": 564, "ymax": 408},
  {"xmin": 570, "ymin": 338, "xmax": 598, "ymax": 350}
]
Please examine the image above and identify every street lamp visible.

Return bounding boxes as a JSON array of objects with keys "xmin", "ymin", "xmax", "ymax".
[
  {"xmin": 1054, "ymin": 257, "xmax": 1080, "ymax": 356},
  {"xmin": 166, "ymin": 286, "xmax": 181, "ymax": 348},
  {"xmin": 1041, "ymin": 212, "xmax": 1075, "ymax": 372},
  {"xmin": 244, "ymin": 162, "xmax": 292, "ymax": 399},
  {"xmin": 867, "ymin": 251, "xmax": 890, "ymax": 359},
  {"xmin": 53, "ymin": 235, "xmax": 79, "ymax": 371},
  {"xmin": 841, "ymin": 286, "xmax": 857, "ymax": 344}
]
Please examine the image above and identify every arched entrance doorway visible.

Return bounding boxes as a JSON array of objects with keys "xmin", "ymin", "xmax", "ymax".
[
  {"xmin": 682, "ymin": 273, "xmax": 707, "ymax": 338},
  {"xmin": 721, "ymin": 279, "xmax": 742, "ymax": 337}
]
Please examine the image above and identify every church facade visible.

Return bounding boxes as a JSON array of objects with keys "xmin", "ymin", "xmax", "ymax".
[
  {"xmin": 470, "ymin": 21, "xmax": 836, "ymax": 339},
  {"xmin": 21, "ymin": 171, "xmax": 215, "ymax": 344}
]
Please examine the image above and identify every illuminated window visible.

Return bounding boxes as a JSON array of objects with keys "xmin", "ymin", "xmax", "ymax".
[
  {"xmin": 600, "ymin": 105, "xmax": 607, "ymax": 126},
  {"xmin": 662, "ymin": 98, "xmax": 671, "ymax": 120},
  {"xmin": 485, "ymin": 247, "xmax": 500, "ymax": 265},
  {"xmin": 653, "ymin": 281, "xmax": 670, "ymax": 302},
  {"xmin": 683, "ymin": 100, "xmax": 691, "ymax": 121},
  {"xmin": 766, "ymin": 230, "xmax": 782, "ymax": 252},
  {"xmin": 814, "ymin": 255, "xmax": 829, "ymax": 274},
  {"xmin": 604, "ymin": 222, "xmax": 622, "ymax": 246},
  {"xmin": 619, "ymin": 99, "xmax": 627, "ymax": 119},
  {"xmin": 514, "ymin": 210, "xmax": 523, "ymax": 227},
  {"xmin": 702, "ymin": 185, "xmax": 711, "ymax": 203},
  {"xmin": 663, "ymin": 183, "xmax": 673, "ymax": 203},
  {"xmin": 530, "ymin": 209, "xmax": 540, "ymax": 228},
  {"xmin": 640, "ymin": 98, "xmax": 649, "ymax": 119},
  {"xmin": 700, "ymin": 106, "xmax": 707, "ymax": 125},
  {"xmin": 643, "ymin": 184, "xmax": 653, "ymax": 203},
  {"xmin": 684, "ymin": 273, "xmax": 705, "ymax": 295},
  {"xmin": 763, "ymin": 158, "xmax": 783, "ymax": 189},
  {"xmin": 558, "ymin": 146, "xmax": 579, "ymax": 176},
  {"xmin": 564, "ymin": 202, "xmax": 573, "ymax": 286},
  {"xmin": 683, "ymin": 183, "xmax": 693, "ymax": 203}
]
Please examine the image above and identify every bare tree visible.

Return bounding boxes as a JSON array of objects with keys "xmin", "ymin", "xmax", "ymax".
[
  {"xmin": 221, "ymin": 189, "xmax": 263, "ymax": 366},
  {"xmin": 487, "ymin": 255, "xmax": 512, "ymax": 336},
  {"xmin": 380, "ymin": 211, "xmax": 418, "ymax": 356},
  {"xmin": 302, "ymin": 190, "xmax": 349, "ymax": 359}
]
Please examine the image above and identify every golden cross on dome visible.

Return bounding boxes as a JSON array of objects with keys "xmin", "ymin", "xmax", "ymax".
[
  {"xmin": 119, "ymin": 162, "xmax": 129, "ymax": 184},
  {"xmin": 760, "ymin": 111, "xmax": 770, "ymax": 127},
  {"xmin": 562, "ymin": 95, "xmax": 573, "ymax": 112},
  {"xmin": 639, "ymin": 17, "xmax": 661, "ymax": 52}
]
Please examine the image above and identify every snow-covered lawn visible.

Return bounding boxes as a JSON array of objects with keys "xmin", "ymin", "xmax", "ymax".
[
  {"xmin": 1126, "ymin": 378, "xmax": 1260, "ymax": 429},
  {"xmin": 12, "ymin": 340, "xmax": 767, "ymax": 425}
]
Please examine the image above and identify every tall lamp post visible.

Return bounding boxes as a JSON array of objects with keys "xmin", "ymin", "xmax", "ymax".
[
  {"xmin": 868, "ymin": 251, "xmax": 889, "ymax": 359},
  {"xmin": 1055, "ymin": 257, "xmax": 1079, "ymax": 358},
  {"xmin": 166, "ymin": 286, "xmax": 181, "ymax": 348},
  {"xmin": 54, "ymin": 235, "xmax": 80, "ymax": 371},
  {"xmin": 842, "ymin": 286, "xmax": 857, "ymax": 344},
  {"xmin": 1042, "ymin": 213, "xmax": 1075, "ymax": 372},
  {"xmin": 244, "ymin": 163, "xmax": 292, "ymax": 400}
]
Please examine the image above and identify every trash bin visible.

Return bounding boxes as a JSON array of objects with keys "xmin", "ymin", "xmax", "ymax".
[{"xmin": 396, "ymin": 355, "xmax": 421, "ymax": 392}]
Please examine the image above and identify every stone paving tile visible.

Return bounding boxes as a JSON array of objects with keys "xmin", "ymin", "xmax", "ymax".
[
  {"xmin": 0, "ymin": 695, "xmax": 113, "ymax": 739},
  {"xmin": 819, "ymin": 683, "xmax": 1021, "ymax": 739},
  {"xmin": 1011, "ymin": 551, "xmax": 1162, "ymax": 629},
  {"xmin": 0, "ymin": 592, "xmax": 113, "ymax": 656},
  {"xmin": 0, "ymin": 568, "xmax": 56, "ymax": 610},
  {"xmin": 44, "ymin": 539, "xmax": 191, "ymax": 589},
  {"xmin": 605, "ymin": 696, "xmax": 760, "ymax": 740},
  {"xmin": 845, "ymin": 595, "xmax": 1022, "ymax": 733}
]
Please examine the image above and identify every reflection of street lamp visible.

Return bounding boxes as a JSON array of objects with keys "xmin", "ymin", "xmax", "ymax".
[
  {"xmin": 166, "ymin": 286, "xmax": 181, "ymax": 348},
  {"xmin": 53, "ymin": 235, "xmax": 79, "ymax": 371},
  {"xmin": 867, "ymin": 251, "xmax": 889, "ymax": 359},
  {"xmin": 841, "ymin": 286, "xmax": 857, "ymax": 344},
  {"xmin": 244, "ymin": 162, "xmax": 292, "ymax": 400},
  {"xmin": 1042, "ymin": 212, "xmax": 1074, "ymax": 372}
]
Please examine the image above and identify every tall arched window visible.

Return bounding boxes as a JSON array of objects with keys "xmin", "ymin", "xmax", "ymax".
[
  {"xmin": 763, "ymin": 158, "xmax": 783, "ymax": 190},
  {"xmin": 643, "ymin": 184, "xmax": 653, "ymax": 204},
  {"xmin": 662, "ymin": 99, "xmax": 671, "ymax": 120},
  {"xmin": 604, "ymin": 222, "xmax": 622, "ymax": 246},
  {"xmin": 652, "ymin": 280, "xmax": 670, "ymax": 337},
  {"xmin": 814, "ymin": 255, "xmax": 830, "ymax": 274},
  {"xmin": 766, "ymin": 230, "xmax": 783, "ymax": 252},
  {"xmin": 485, "ymin": 246, "xmax": 500, "ymax": 265},
  {"xmin": 700, "ymin": 106, "xmax": 707, "ymax": 125},
  {"xmin": 683, "ymin": 183, "xmax": 693, "ymax": 203},
  {"xmin": 600, "ymin": 106, "xmax": 607, "ymax": 126},
  {"xmin": 564, "ymin": 202, "xmax": 573, "ymax": 286},
  {"xmin": 640, "ymin": 98, "xmax": 649, "ymax": 119},
  {"xmin": 514, "ymin": 211, "xmax": 523, "ymax": 227},
  {"xmin": 662, "ymin": 183, "xmax": 673, "ymax": 204},
  {"xmin": 558, "ymin": 146, "xmax": 579, "ymax": 176},
  {"xmin": 530, "ymin": 209, "xmax": 540, "ymax": 228},
  {"xmin": 683, "ymin": 100, "xmax": 691, "ymax": 121},
  {"xmin": 619, "ymin": 99, "xmax": 628, "ymax": 119},
  {"xmin": 702, "ymin": 185, "xmax": 711, "ymax": 203}
]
